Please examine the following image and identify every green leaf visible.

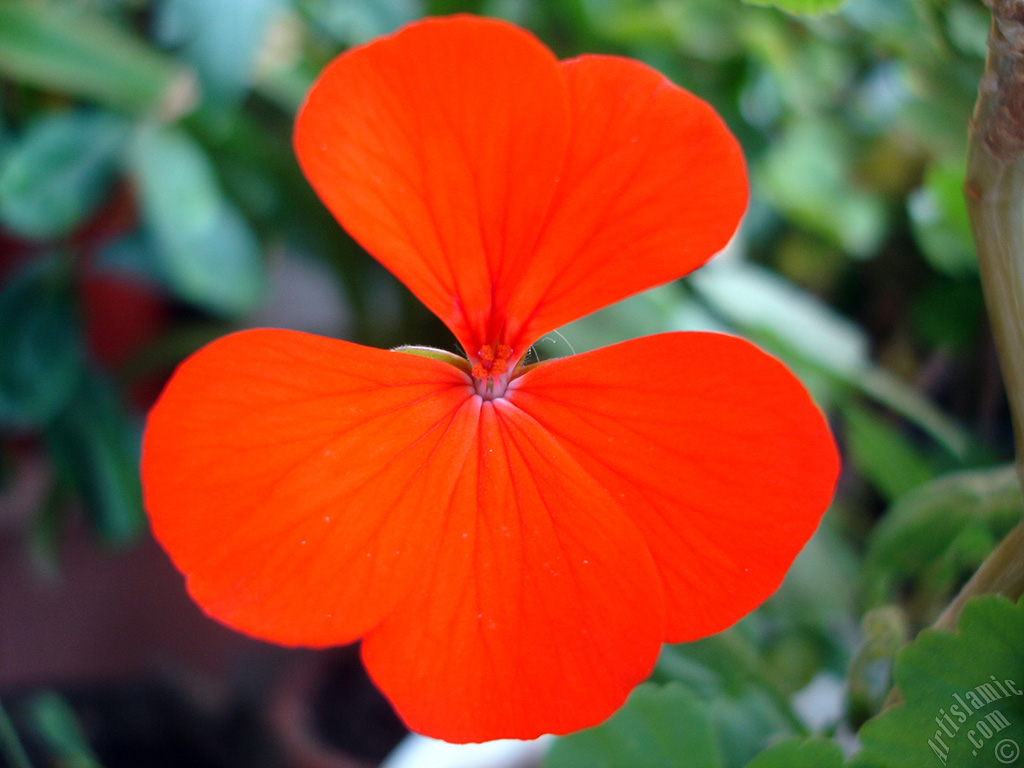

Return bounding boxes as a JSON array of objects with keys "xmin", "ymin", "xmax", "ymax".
[
  {"xmin": 0, "ymin": 258, "xmax": 83, "ymax": 429},
  {"xmin": 655, "ymin": 629, "xmax": 803, "ymax": 768},
  {"xmin": 866, "ymin": 465, "xmax": 1022, "ymax": 605},
  {"xmin": 744, "ymin": 738, "xmax": 844, "ymax": 767},
  {"xmin": 0, "ymin": 111, "xmax": 127, "ymax": 240},
  {"xmin": 843, "ymin": 403, "xmax": 937, "ymax": 501},
  {"xmin": 909, "ymin": 161, "xmax": 977, "ymax": 277},
  {"xmin": 24, "ymin": 691, "xmax": 102, "ymax": 768},
  {"xmin": 848, "ymin": 606, "xmax": 911, "ymax": 717},
  {"xmin": 690, "ymin": 259, "xmax": 868, "ymax": 382},
  {"xmin": 129, "ymin": 124, "xmax": 265, "ymax": 316},
  {"xmin": 304, "ymin": 0, "xmax": 421, "ymax": 46},
  {"xmin": 93, "ymin": 230, "xmax": 169, "ymax": 290},
  {"xmin": 545, "ymin": 683, "xmax": 722, "ymax": 768},
  {"xmin": 765, "ymin": 523, "xmax": 860, "ymax": 631},
  {"xmin": 855, "ymin": 595, "xmax": 1024, "ymax": 768},
  {"xmin": 0, "ymin": 2, "xmax": 193, "ymax": 115},
  {"xmin": 45, "ymin": 369, "xmax": 145, "ymax": 546},
  {"xmin": 690, "ymin": 258, "xmax": 973, "ymax": 458},
  {"xmin": 742, "ymin": 0, "xmax": 845, "ymax": 15},
  {"xmin": 156, "ymin": 0, "xmax": 284, "ymax": 102},
  {"xmin": 756, "ymin": 119, "xmax": 886, "ymax": 256}
]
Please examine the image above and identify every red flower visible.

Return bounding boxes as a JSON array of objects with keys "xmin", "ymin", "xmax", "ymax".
[{"xmin": 142, "ymin": 16, "xmax": 839, "ymax": 743}]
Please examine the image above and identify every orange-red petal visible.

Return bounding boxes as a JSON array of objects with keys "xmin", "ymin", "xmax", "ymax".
[
  {"xmin": 294, "ymin": 17, "xmax": 747, "ymax": 356},
  {"xmin": 142, "ymin": 329, "xmax": 479, "ymax": 646},
  {"xmin": 504, "ymin": 57, "xmax": 748, "ymax": 351},
  {"xmin": 294, "ymin": 16, "xmax": 569, "ymax": 354},
  {"xmin": 510, "ymin": 332, "xmax": 839, "ymax": 642},
  {"xmin": 361, "ymin": 398, "xmax": 665, "ymax": 743}
]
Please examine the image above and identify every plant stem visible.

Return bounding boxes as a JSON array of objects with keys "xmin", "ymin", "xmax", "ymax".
[
  {"xmin": 933, "ymin": 522, "xmax": 1024, "ymax": 630},
  {"xmin": 968, "ymin": 0, "xmax": 1024, "ymax": 482},
  {"xmin": 956, "ymin": 0, "xmax": 1024, "ymax": 620},
  {"xmin": 883, "ymin": 9, "xmax": 1024, "ymax": 711}
]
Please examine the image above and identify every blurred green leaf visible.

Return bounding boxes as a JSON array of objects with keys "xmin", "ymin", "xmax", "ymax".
[
  {"xmin": 767, "ymin": 523, "xmax": 861, "ymax": 631},
  {"xmin": 45, "ymin": 369, "xmax": 145, "ymax": 546},
  {"xmin": 25, "ymin": 691, "xmax": 102, "ymax": 768},
  {"xmin": 854, "ymin": 595, "xmax": 1024, "ymax": 768},
  {"xmin": 757, "ymin": 120, "xmax": 887, "ymax": 256},
  {"xmin": 0, "ymin": 111, "xmax": 127, "ymax": 240},
  {"xmin": 554, "ymin": 284, "xmax": 700, "ymax": 357},
  {"xmin": 847, "ymin": 606, "xmax": 910, "ymax": 718},
  {"xmin": 899, "ymin": 57, "xmax": 981, "ymax": 160},
  {"xmin": 947, "ymin": 1, "xmax": 989, "ymax": 58},
  {"xmin": 742, "ymin": 0, "xmax": 845, "ymax": 14},
  {"xmin": 545, "ymin": 683, "xmax": 722, "ymax": 768},
  {"xmin": 0, "ymin": 696, "xmax": 33, "ymax": 768},
  {"xmin": 843, "ymin": 403, "xmax": 938, "ymax": 501},
  {"xmin": 0, "ymin": 258, "xmax": 83, "ymax": 430},
  {"xmin": 745, "ymin": 738, "xmax": 844, "ymax": 767},
  {"xmin": 909, "ymin": 161, "xmax": 976, "ymax": 277},
  {"xmin": 0, "ymin": 2, "xmax": 194, "ymax": 115},
  {"xmin": 866, "ymin": 465, "xmax": 1022, "ymax": 604},
  {"xmin": 656, "ymin": 627, "xmax": 806, "ymax": 767},
  {"xmin": 156, "ymin": 0, "xmax": 284, "ymax": 103},
  {"xmin": 710, "ymin": 691, "xmax": 797, "ymax": 768},
  {"xmin": 691, "ymin": 259, "xmax": 868, "ymax": 381},
  {"xmin": 28, "ymin": 483, "xmax": 73, "ymax": 578},
  {"xmin": 129, "ymin": 124, "xmax": 265, "ymax": 316},
  {"xmin": 691, "ymin": 258, "xmax": 972, "ymax": 457},
  {"xmin": 93, "ymin": 230, "xmax": 169, "ymax": 290},
  {"xmin": 304, "ymin": 0, "xmax": 422, "ymax": 45}
]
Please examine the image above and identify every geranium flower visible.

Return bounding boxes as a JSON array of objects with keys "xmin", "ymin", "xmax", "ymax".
[{"xmin": 142, "ymin": 15, "xmax": 839, "ymax": 744}]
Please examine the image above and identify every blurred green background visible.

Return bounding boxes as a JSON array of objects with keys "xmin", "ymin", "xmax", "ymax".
[{"xmin": 0, "ymin": 0, "xmax": 1018, "ymax": 767}]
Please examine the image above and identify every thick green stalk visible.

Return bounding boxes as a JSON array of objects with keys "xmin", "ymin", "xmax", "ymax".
[
  {"xmin": 958, "ymin": 0, "xmax": 1024, "ymax": 620},
  {"xmin": 884, "ymin": 6, "xmax": 1024, "ymax": 711}
]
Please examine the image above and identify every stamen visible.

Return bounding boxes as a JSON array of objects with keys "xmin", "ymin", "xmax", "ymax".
[{"xmin": 471, "ymin": 344, "xmax": 514, "ymax": 399}]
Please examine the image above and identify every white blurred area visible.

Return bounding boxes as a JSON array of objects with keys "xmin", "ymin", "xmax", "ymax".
[{"xmin": 381, "ymin": 734, "xmax": 552, "ymax": 768}]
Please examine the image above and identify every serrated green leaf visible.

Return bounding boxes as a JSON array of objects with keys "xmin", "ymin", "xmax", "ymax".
[
  {"xmin": 855, "ymin": 595, "xmax": 1024, "ymax": 768},
  {"xmin": 129, "ymin": 124, "xmax": 265, "ymax": 316},
  {"xmin": 544, "ymin": 683, "xmax": 722, "ymax": 768},
  {"xmin": 0, "ymin": 2, "xmax": 193, "ymax": 115},
  {"xmin": 742, "ymin": 0, "xmax": 845, "ymax": 15},
  {"xmin": 0, "ymin": 258, "xmax": 83, "ymax": 429},
  {"xmin": 745, "ymin": 738, "xmax": 844, "ymax": 767},
  {"xmin": 0, "ymin": 111, "xmax": 127, "ymax": 240},
  {"xmin": 45, "ymin": 369, "xmax": 145, "ymax": 546}
]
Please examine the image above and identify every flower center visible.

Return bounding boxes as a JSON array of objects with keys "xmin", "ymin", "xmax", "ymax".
[{"xmin": 471, "ymin": 344, "xmax": 513, "ymax": 400}]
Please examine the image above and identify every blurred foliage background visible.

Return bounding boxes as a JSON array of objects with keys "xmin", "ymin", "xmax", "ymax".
[{"xmin": 0, "ymin": 0, "xmax": 1019, "ymax": 767}]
